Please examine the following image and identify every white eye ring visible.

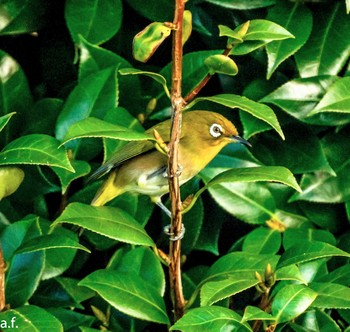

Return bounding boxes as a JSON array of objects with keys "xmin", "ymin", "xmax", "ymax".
[{"xmin": 209, "ymin": 123, "xmax": 223, "ymax": 138}]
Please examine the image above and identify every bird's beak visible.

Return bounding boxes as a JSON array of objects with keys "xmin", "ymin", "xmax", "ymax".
[{"xmin": 232, "ymin": 135, "xmax": 252, "ymax": 147}]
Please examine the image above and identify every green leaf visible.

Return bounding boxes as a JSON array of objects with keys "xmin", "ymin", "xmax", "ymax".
[
  {"xmin": 65, "ymin": 0, "xmax": 122, "ymax": 44},
  {"xmin": 317, "ymin": 264, "xmax": 350, "ymax": 285},
  {"xmin": 80, "ymin": 270, "xmax": 170, "ymax": 324},
  {"xmin": 52, "ymin": 160, "xmax": 91, "ymax": 194},
  {"xmin": 283, "ymin": 228, "xmax": 336, "ymax": 249},
  {"xmin": 290, "ymin": 131, "xmax": 350, "ymax": 203},
  {"xmin": 242, "ymin": 306, "xmax": 274, "ymax": 322},
  {"xmin": 201, "ymin": 277, "xmax": 259, "ymax": 306},
  {"xmin": 275, "ymin": 265, "xmax": 306, "ymax": 284},
  {"xmin": 133, "ymin": 22, "xmax": 172, "ymax": 63},
  {"xmin": 53, "ymin": 202, "xmax": 154, "ymax": 247},
  {"xmin": 61, "ymin": 117, "xmax": 151, "ymax": 145},
  {"xmin": 170, "ymin": 306, "xmax": 252, "ymax": 332},
  {"xmin": 0, "ymin": 0, "xmax": 47, "ymax": 35},
  {"xmin": 0, "ymin": 134, "xmax": 74, "ymax": 172},
  {"xmin": 251, "ymin": 124, "xmax": 334, "ymax": 174},
  {"xmin": 55, "ymin": 67, "xmax": 118, "ymax": 144},
  {"xmin": 266, "ymin": 1, "xmax": 312, "ymax": 78},
  {"xmin": 119, "ymin": 68, "xmax": 170, "ymax": 98},
  {"xmin": 277, "ymin": 241, "xmax": 350, "ymax": 269},
  {"xmin": 260, "ymin": 76, "xmax": 350, "ymax": 126},
  {"xmin": 0, "ymin": 112, "xmax": 16, "ymax": 132},
  {"xmin": 310, "ymin": 282, "xmax": 350, "ymax": 309},
  {"xmin": 295, "ymin": 2, "xmax": 350, "ymax": 77},
  {"xmin": 205, "ymin": 0, "xmax": 275, "ymax": 10},
  {"xmin": 242, "ymin": 227, "xmax": 281, "ymax": 254},
  {"xmin": 204, "ymin": 54, "xmax": 238, "ymax": 76},
  {"xmin": 186, "ymin": 94, "xmax": 284, "ymax": 139},
  {"xmin": 0, "ymin": 167, "xmax": 25, "ymax": 200},
  {"xmin": 272, "ymin": 284, "xmax": 317, "ymax": 323},
  {"xmin": 0, "ymin": 305, "xmax": 63, "ymax": 331},
  {"xmin": 309, "ymin": 77, "xmax": 350, "ymax": 115},
  {"xmin": 16, "ymin": 234, "xmax": 90, "ymax": 254}
]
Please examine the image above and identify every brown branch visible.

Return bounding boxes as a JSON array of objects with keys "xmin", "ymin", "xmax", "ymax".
[
  {"xmin": 183, "ymin": 47, "xmax": 231, "ymax": 103},
  {"xmin": 0, "ymin": 244, "xmax": 7, "ymax": 312},
  {"xmin": 168, "ymin": 0, "xmax": 186, "ymax": 322}
]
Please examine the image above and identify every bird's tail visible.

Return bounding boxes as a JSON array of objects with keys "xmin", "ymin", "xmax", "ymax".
[{"xmin": 91, "ymin": 171, "xmax": 123, "ymax": 206}]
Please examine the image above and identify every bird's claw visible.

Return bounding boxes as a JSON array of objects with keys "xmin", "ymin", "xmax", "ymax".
[{"xmin": 164, "ymin": 224, "xmax": 185, "ymax": 241}]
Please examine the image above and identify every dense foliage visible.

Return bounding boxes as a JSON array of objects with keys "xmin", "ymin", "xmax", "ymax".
[{"xmin": 0, "ymin": 0, "xmax": 350, "ymax": 331}]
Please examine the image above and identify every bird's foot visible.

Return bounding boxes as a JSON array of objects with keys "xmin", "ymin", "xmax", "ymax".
[
  {"xmin": 164, "ymin": 224, "xmax": 185, "ymax": 241},
  {"xmin": 162, "ymin": 164, "xmax": 183, "ymax": 178}
]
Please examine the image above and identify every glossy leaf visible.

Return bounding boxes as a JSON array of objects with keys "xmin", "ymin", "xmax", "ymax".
[
  {"xmin": 186, "ymin": 94, "xmax": 284, "ymax": 139},
  {"xmin": 119, "ymin": 68, "xmax": 170, "ymax": 98},
  {"xmin": 295, "ymin": 2, "xmax": 350, "ymax": 77},
  {"xmin": 204, "ymin": 54, "xmax": 238, "ymax": 76},
  {"xmin": 242, "ymin": 306, "xmax": 274, "ymax": 322},
  {"xmin": 277, "ymin": 241, "xmax": 350, "ymax": 269},
  {"xmin": 272, "ymin": 284, "xmax": 317, "ymax": 323},
  {"xmin": 275, "ymin": 265, "xmax": 306, "ymax": 284},
  {"xmin": 55, "ymin": 67, "xmax": 117, "ymax": 143},
  {"xmin": 242, "ymin": 227, "xmax": 281, "ymax": 254},
  {"xmin": 53, "ymin": 202, "xmax": 154, "ymax": 247},
  {"xmin": 0, "ymin": 134, "xmax": 74, "ymax": 171},
  {"xmin": 0, "ymin": 166, "xmax": 25, "ymax": 200},
  {"xmin": 0, "ymin": 0, "xmax": 47, "ymax": 35},
  {"xmin": 0, "ymin": 305, "xmax": 63, "ymax": 331},
  {"xmin": 310, "ymin": 282, "xmax": 350, "ymax": 309},
  {"xmin": 61, "ymin": 117, "xmax": 151, "ymax": 145},
  {"xmin": 317, "ymin": 264, "xmax": 350, "ymax": 285},
  {"xmin": 80, "ymin": 270, "xmax": 170, "ymax": 324},
  {"xmin": 266, "ymin": 1, "xmax": 312, "ymax": 78},
  {"xmin": 52, "ymin": 160, "xmax": 91, "ymax": 194},
  {"xmin": 16, "ymin": 234, "xmax": 90, "ymax": 254},
  {"xmin": 201, "ymin": 277, "xmax": 259, "ymax": 306},
  {"xmin": 0, "ymin": 112, "xmax": 16, "ymax": 132},
  {"xmin": 309, "ymin": 77, "xmax": 350, "ymax": 115},
  {"xmin": 65, "ymin": 0, "xmax": 122, "ymax": 44},
  {"xmin": 170, "ymin": 306, "xmax": 252, "ymax": 332}
]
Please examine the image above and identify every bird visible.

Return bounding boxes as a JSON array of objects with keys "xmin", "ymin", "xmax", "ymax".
[{"xmin": 90, "ymin": 110, "xmax": 250, "ymax": 237}]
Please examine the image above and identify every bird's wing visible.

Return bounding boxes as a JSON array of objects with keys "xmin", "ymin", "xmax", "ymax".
[{"xmin": 88, "ymin": 117, "xmax": 178, "ymax": 181}]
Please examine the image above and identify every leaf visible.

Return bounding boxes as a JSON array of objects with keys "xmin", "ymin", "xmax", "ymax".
[
  {"xmin": 0, "ymin": 167, "xmax": 25, "ymax": 200},
  {"xmin": 309, "ymin": 282, "xmax": 350, "ymax": 309},
  {"xmin": 242, "ymin": 306, "xmax": 274, "ymax": 322},
  {"xmin": 80, "ymin": 270, "xmax": 170, "ymax": 324},
  {"xmin": 295, "ymin": 2, "xmax": 350, "ymax": 77},
  {"xmin": 260, "ymin": 76, "xmax": 349, "ymax": 126},
  {"xmin": 186, "ymin": 94, "xmax": 284, "ymax": 139},
  {"xmin": 16, "ymin": 234, "xmax": 90, "ymax": 254},
  {"xmin": 0, "ymin": 305, "xmax": 63, "ymax": 331},
  {"xmin": 0, "ymin": 112, "xmax": 16, "ymax": 132},
  {"xmin": 266, "ymin": 1, "xmax": 312, "ymax": 78},
  {"xmin": 0, "ymin": 0, "xmax": 47, "ymax": 35},
  {"xmin": 290, "ymin": 131, "xmax": 350, "ymax": 203},
  {"xmin": 205, "ymin": 0, "xmax": 276, "ymax": 10},
  {"xmin": 275, "ymin": 265, "xmax": 306, "ymax": 284},
  {"xmin": 204, "ymin": 55, "xmax": 238, "ymax": 76},
  {"xmin": 201, "ymin": 277, "xmax": 259, "ymax": 306},
  {"xmin": 119, "ymin": 68, "xmax": 170, "ymax": 98},
  {"xmin": 65, "ymin": 0, "xmax": 122, "ymax": 44},
  {"xmin": 272, "ymin": 284, "xmax": 317, "ymax": 323},
  {"xmin": 309, "ymin": 77, "xmax": 350, "ymax": 115},
  {"xmin": 52, "ymin": 160, "xmax": 91, "ymax": 194},
  {"xmin": 170, "ymin": 306, "xmax": 252, "ymax": 332},
  {"xmin": 317, "ymin": 264, "xmax": 350, "ymax": 286},
  {"xmin": 0, "ymin": 134, "xmax": 74, "ymax": 172},
  {"xmin": 53, "ymin": 202, "xmax": 154, "ymax": 247},
  {"xmin": 242, "ymin": 227, "xmax": 281, "ymax": 254},
  {"xmin": 277, "ymin": 241, "xmax": 350, "ymax": 269},
  {"xmin": 61, "ymin": 117, "xmax": 152, "ymax": 145},
  {"xmin": 133, "ymin": 22, "xmax": 172, "ymax": 63}
]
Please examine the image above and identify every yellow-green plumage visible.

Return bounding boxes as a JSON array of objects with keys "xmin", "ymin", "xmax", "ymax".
[{"xmin": 90, "ymin": 111, "xmax": 250, "ymax": 210}]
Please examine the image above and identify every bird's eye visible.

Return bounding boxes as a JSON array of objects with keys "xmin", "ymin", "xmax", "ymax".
[{"xmin": 209, "ymin": 123, "xmax": 223, "ymax": 138}]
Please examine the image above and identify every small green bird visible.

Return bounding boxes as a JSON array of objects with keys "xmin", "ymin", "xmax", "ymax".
[{"xmin": 90, "ymin": 111, "xmax": 250, "ymax": 217}]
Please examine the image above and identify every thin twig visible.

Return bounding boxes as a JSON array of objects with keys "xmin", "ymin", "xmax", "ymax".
[
  {"xmin": 0, "ymin": 245, "xmax": 7, "ymax": 311},
  {"xmin": 168, "ymin": 0, "xmax": 186, "ymax": 322}
]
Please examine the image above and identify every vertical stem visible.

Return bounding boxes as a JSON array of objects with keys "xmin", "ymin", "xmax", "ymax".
[
  {"xmin": 0, "ymin": 244, "xmax": 6, "ymax": 311},
  {"xmin": 168, "ymin": 0, "xmax": 186, "ymax": 321}
]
